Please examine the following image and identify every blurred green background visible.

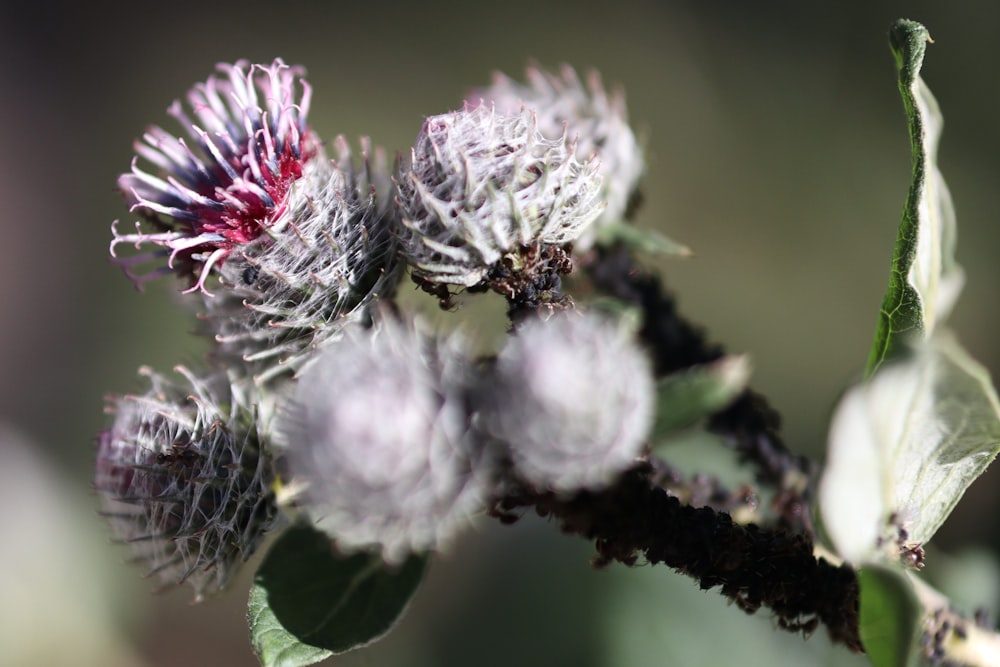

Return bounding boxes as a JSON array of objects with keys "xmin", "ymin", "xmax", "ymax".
[{"xmin": 2, "ymin": 1, "xmax": 1000, "ymax": 665}]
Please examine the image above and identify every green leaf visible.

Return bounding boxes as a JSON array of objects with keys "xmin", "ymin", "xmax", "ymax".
[
  {"xmin": 820, "ymin": 333, "xmax": 1000, "ymax": 564},
  {"xmin": 248, "ymin": 585, "xmax": 333, "ymax": 667},
  {"xmin": 248, "ymin": 524, "xmax": 428, "ymax": 667},
  {"xmin": 866, "ymin": 19, "xmax": 964, "ymax": 377},
  {"xmin": 652, "ymin": 355, "xmax": 751, "ymax": 437},
  {"xmin": 858, "ymin": 565, "xmax": 922, "ymax": 667},
  {"xmin": 595, "ymin": 220, "xmax": 692, "ymax": 257}
]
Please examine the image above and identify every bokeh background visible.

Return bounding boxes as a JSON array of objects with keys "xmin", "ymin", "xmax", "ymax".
[{"xmin": 3, "ymin": 1, "xmax": 1000, "ymax": 665}]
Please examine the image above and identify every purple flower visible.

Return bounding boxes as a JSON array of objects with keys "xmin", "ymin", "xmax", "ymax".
[
  {"xmin": 202, "ymin": 136, "xmax": 403, "ymax": 384},
  {"xmin": 111, "ymin": 59, "xmax": 318, "ymax": 293}
]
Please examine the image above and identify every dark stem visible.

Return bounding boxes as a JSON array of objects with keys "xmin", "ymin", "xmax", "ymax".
[
  {"xmin": 488, "ymin": 241, "xmax": 867, "ymax": 648},
  {"xmin": 582, "ymin": 243, "xmax": 816, "ymax": 535},
  {"xmin": 649, "ymin": 455, "xmax": 763, "ymax": 520},
  {"xmin": 493, "ymin": 465, "xmax": 863, "ymax": 652}
]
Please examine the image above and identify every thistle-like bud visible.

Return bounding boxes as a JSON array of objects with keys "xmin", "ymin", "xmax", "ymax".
[
  {"xmin": 111, "ymin": 59, "xmax": 319, "ymax": 293},
  {"xmin": 279, "ymin": 317, "xmax": 494, "ymax": 564},
  {"xmin": 472, "ymin": 64, "xmax": 644, "ymax": 246},
  {"xmin": 481, "ymin": 311, "xmax": 654, "ymax": 493},
  {"xmin": 95, "ymin": 366, "xmax": 277, "ymax": 601},
  {"xmin": 201, "ymin": 136, "xmax": 401, "ymax": 383},
  {"xmin": 395, "ymin": 104, "xmax": 604, "ymax": 289}
]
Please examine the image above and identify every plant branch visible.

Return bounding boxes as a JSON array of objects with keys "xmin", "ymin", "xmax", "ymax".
[
  {"xmin": 477, "ymin": 242, "xmax": 873, "ymax": 649},
  {"xmin": 493, "ymin": 464, "xmax": 863, "ymax": 651},
  {"xmin": 908, "ymin": 574, "xmax": 1000, "ymax": 666},
  {"xmin": 582, "ymin": 243, "xmax": 815, "ymax": 535}
]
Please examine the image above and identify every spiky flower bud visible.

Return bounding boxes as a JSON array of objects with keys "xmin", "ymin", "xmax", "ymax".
[
  {"xmin": 481, "ymin": 311, "xmax": 654, "ymax": 493},
  {"xmin": 202, "ymin": 136, "xmax": 401, "ymax": 383},
  {"xmin": 95, "ymin": 366, "xmax": 277, "ymax": 601},
  {"xmin": 472, "ymin": 65, "xmax": 644, "ymax": 245},
  {"xmin": 111, "ymin": 59, "xmax": 318, "ymax": 293},
  {"xmin": 280, "ymin": 318, "xmax": 494, "ymax": 564},
  {"xmin": 395, "ymin": 104, "xmax": 604, "ymax": 288}
]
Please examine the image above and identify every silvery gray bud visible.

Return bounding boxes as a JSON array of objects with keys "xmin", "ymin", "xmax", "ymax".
[
  {"xmin": 203, "ymin": 137, "xmax": 402, "ymax": 384},
  {"xmin": 473, "ymin": 64, "xmax": 644, "ymax": 247},
  {"xmin": 95, "ymin": 366, "xmax": 277, "ymax": 601},
  {"xmin": 482, "ymin": 311, "xmax": 654, "ymax": 493},
  {"xmin": 395, "ymin": 104, "xmax": 604, "ymax": 287},
  {"xmin": 280, "ymin": 317, "xmax": 494, "ymax": 564}
]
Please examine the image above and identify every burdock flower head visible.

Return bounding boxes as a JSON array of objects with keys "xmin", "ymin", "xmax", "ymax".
[
  {"xmin": 111, "ymin": 59, "xmax": 318, "ymax": 293},
  {"xmin": 279, "ymin": 317, "xmax": 495, "ymax": 564},
  {"xmin": 481, "ymin": 311, "xmax": 654, "ymax": 493},
  {"xmin": 472, "ymin": 64, "xmax": 644, "ymax": 246},
  {"xmin": 95, "ymin": 366, "xmax": 277, "ymax": 601},
  {"xmin": 201, "ymin": 136, "xmax": 402, "ymax": 383},
  {"xmin": 395, "ymin": 104, "xmax": 604, "ymax": 291}
]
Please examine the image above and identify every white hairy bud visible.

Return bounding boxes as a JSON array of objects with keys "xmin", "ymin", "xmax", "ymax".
[
  {"xmin": 395, "ymin": 104, "xmax": 604, "ymax": 287},
  {"xmin": 482, "ymin": 311, "xmax": 654, "ymax": 492},
  {"xmin": 280, "ymin": 318, "xmax": 495, "ymax": 564},
  {"xmin": 473, "ymin": 64, "xmax": 644, "ymax": 246}
]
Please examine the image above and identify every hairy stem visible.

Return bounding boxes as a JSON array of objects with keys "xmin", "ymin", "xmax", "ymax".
[{"xmin": 494, "ymin": 464, "xmax": 863, "ymax": 651}]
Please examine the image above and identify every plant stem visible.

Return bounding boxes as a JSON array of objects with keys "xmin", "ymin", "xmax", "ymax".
[
  {"xmin": 582, "ymin": 243, "xmax": 815, "ymax": 534},
  {"xmin": 493, "ymin": 464, "xmax": 863, "ymax": 651},
  {"xmin": 908, "ymin": 574, "xmax": 1000, "ymax": 666}
]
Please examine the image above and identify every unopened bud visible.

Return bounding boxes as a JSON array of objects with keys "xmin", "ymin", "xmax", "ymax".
[
  {"xmin": 395, "ymin": 104, "xmax": 604, "ymax": 288},
  {"xmin": 473, "ymin": 64, "xmax": 644, "ymax": 246},
  {"xmin": 95, "ymin": 366, "xmax": 277, "ymax": 601},
  {"xmin": 280, "ymin": 318, "xmax": 494, "ymax": 564},
  {"xmin": 481, "ymin": 311, "xmax": 654, "ymax": 492}
]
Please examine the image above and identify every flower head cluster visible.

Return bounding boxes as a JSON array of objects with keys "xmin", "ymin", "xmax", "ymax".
[
  {"xmin": 472, "ymin": 64, "xmax": 644, "ymax": 245},
  {"xmin": 481, "ymin": 311, "xmax": 654, "ymax": 492},
  {"xmin": 279, "ymin": 317, "xmax": 494, "ymax": 564},
  {"xmin": 111, "ymin": 59, "xmax": 318, "ymax": 293},
  {"xmin": 95, "ymin": 366, "xmax": 277, "ymax": 600},
  {"xmin": 395, "ymin": 104, "xmax": 605, "ymax": 287},
  {"xmin": 100, "ymin": 58, "xmax": 655, "ymax": 584},
  {"xmin": 202, "ymin": 136, "xmax": 401, "ymax": 382}
]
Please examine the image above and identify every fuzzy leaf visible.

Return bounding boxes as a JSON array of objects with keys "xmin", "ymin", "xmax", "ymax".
[
  {"xmin": 866, "ymin": 19, "xmax": 963, "ymax": 377},
  {"xmin": 248, "ymin": 524, "xmax": 428, "ymax": 667},
  {"xmin": 858, "ymin": 565, "xmax": 922, "ymax": 667},
  {"xmin": 652, "ymin": 355, "xmax": 751, "ymax": 437},
  {"xmin": 820, "ymin": 333, "xmax": 1000, "ymax": 564}
]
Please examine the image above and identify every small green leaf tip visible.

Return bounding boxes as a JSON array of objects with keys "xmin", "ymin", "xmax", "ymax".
[
  {"xmin": 888, "ymin": 20, "xmax": 931, "ymax": 73},
  {"xmin": 652, "ymin": 355, "xmax": 751, "ymax": 438}
]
